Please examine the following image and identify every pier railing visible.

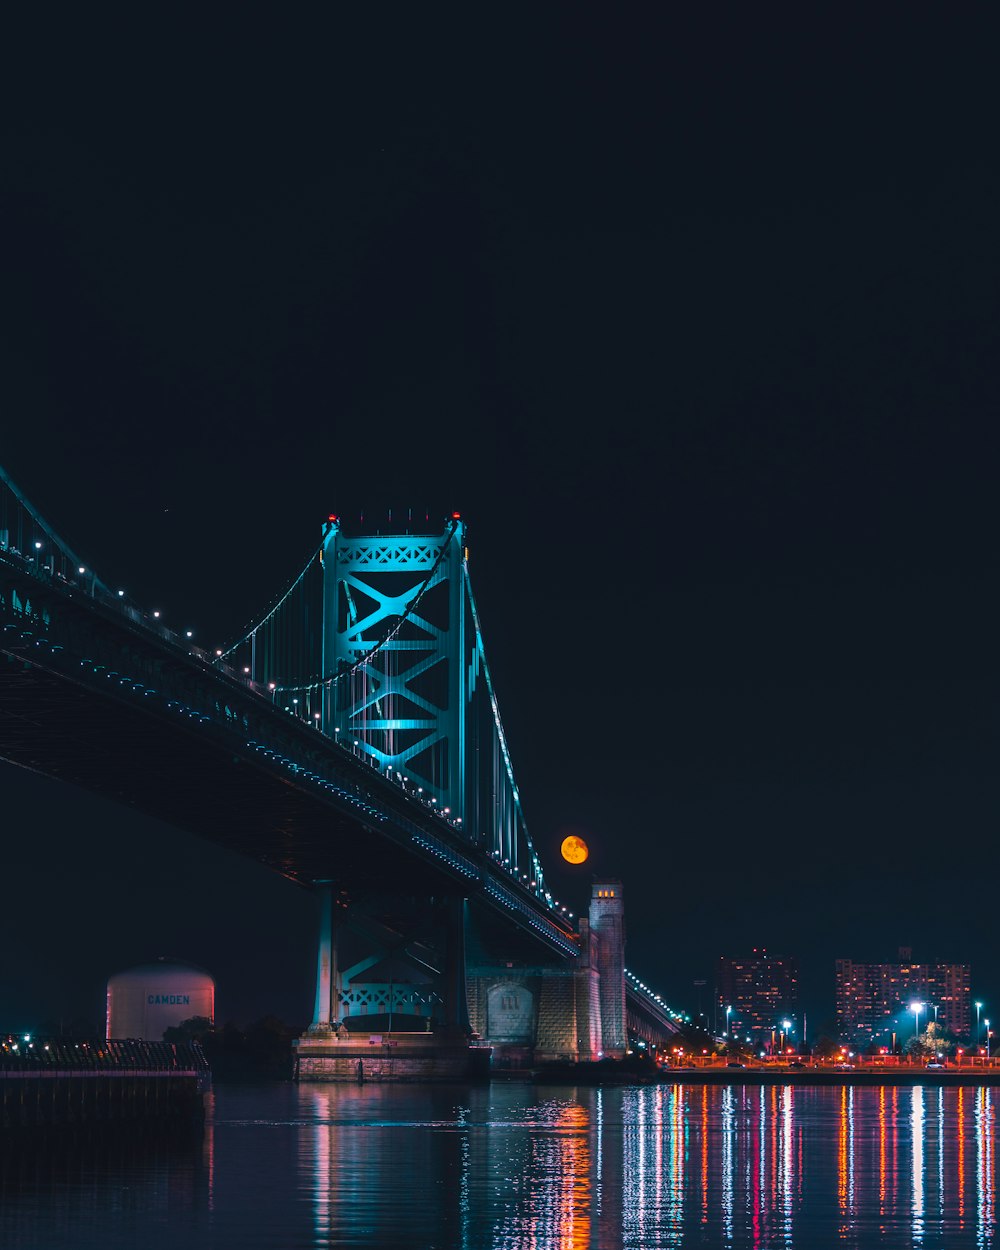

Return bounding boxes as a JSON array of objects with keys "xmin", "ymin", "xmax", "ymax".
[{"xmin": 1, "ymin": 1035, "xmax": 208, "ymax": 1075}]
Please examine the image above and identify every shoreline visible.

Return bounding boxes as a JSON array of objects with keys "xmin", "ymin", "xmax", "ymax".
[{"xmin": 531, "ymin": 1064, "xmax": 1000, "ymax": 1087}]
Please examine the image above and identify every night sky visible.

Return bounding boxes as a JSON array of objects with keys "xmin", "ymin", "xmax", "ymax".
[{"xmin": 1, "ymin": 15, "xmax": 996, "ymax": 1038}]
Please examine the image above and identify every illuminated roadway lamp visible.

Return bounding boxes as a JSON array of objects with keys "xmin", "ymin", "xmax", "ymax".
[
  {"xmin": 34, "ymin": 542, "xmax": 42, "ymax": 550},
  {"xmin": 153, "ymin": 611, "xmax": 160, "ymax": 618},
  {"xmin": 117, "ymin": 590, "xmax": 125, "ymax": 597},
  {"xmin": 185, "ymin": 631, "xmax": 193, "ymax": 638},
  {"xmin": 78, "ymin": 566, "xmax": 86, "ymax": 574}
]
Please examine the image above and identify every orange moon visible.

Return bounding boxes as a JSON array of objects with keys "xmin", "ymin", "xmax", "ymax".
[{"xmin": 560, "ymin": 835, "xmax": 589, "ymax": 865}]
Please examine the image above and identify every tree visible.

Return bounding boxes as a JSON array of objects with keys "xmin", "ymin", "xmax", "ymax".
[
  {"xmin": 162, "ymin": 1015, "xmax": 213, "ymax": 1044},
  {"xmin": 812, "ymin": 1034, "xmax": 840, "ymax": 1058},
  {"xmin": 905, "ymin": 1021, "xmax": 952, "ymax": 1059}
]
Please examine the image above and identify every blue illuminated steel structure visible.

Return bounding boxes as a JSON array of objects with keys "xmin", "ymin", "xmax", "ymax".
[
  {"xmin": 0, "ymin": 461, "xmax": 689, "ymax": 1040},
  {"xmin": 320, "ymin": 518, "xmax": 468, "ymax": 820},
  {"xmin": 221, "ymin": 514, "xmax": 548, "ymax": 903}
]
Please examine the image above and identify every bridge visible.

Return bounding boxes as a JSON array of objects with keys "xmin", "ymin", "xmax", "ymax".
[{"xmin": 0, "ymin": 464, "xmax": 680, "ymax": 1075}]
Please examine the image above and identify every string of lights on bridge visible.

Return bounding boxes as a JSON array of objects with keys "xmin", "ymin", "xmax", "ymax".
[
  {"xmin": 625, "ymin": 970, "xmax": 691, "ymax": 1026},
  {"xmin": 1, "ymin": 541, "xmax": 580, "ymax": 925}
]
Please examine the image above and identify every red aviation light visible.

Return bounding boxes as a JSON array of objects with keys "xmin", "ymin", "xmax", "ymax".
[
  {"xmin": 328, "ymin": 514, "xmax": 339, "ymax": 523},
  {"xmin": 451, "ymin": 511, "xmax": 461, "ymax": 520}
]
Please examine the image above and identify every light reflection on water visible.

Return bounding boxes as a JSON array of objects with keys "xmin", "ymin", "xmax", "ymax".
[{"xmin": 0, "ymin": 1081, "xmax": 996, "ymax": 1248}]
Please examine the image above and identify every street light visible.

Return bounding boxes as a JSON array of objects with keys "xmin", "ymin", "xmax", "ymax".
[
  {"xmin": 976, "ymin": 1001, "xmax": 983, "ymax": 1047},
  {"xmin": 987, "ymin": 1020, "xmax": 991, "ymax": 1061},
  {"xmin": 726, "ymin": 1005, "xmax": 733, "ymax": 1039},
  {"xmin": 910, "ymin": 1002, "xmax": 923, "ymax": 1054},
  {"xmin": 780, "ymin": 1019, "xmax": 792, "ymax": 1053}
]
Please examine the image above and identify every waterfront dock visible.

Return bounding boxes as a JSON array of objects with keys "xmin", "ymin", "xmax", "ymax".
[{"xmin": 1, "ymin": 1037, "xmax": 210, "ymax": 1129}]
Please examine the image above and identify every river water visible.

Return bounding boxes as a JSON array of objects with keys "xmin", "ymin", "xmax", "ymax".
[{"xmin": 0, "ymin": 1081, "xmax": 996, "ymax": 1248}]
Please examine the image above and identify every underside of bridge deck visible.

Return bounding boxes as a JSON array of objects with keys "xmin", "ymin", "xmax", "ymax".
[{"xmin": 0, "ymin": 653, "xmax": 469, "ymax": 900}]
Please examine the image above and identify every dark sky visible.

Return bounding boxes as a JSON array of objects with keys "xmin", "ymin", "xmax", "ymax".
[{"xmin": 1, "ymin": 14, "xmax": 996, "ymax": 1037}]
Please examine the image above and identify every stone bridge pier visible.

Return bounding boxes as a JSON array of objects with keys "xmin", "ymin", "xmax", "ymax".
[
  {"xmin": 294, "ymin": 879, "xmax": 628, "ymax": 1079},
  {"xmin": 467, "ymin": 880, "xmax": 627, "ymax": 1066}
]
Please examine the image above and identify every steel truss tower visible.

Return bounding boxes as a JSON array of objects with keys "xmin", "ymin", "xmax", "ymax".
[{"xmin": 321, "ymin": 516, "xmax": 469, "ymax": 823}]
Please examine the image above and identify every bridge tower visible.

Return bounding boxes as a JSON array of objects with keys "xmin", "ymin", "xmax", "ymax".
[
  {"xmin": 319, "ymin": 515, "xmax": 469, "ymax": 820},
  {"xmin": 299, "ymin": 513, "xmax": 543, "ymax": 1068}
]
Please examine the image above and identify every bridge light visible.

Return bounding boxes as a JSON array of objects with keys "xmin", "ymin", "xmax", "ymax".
[
  {"xmin": 118, "ymin": 590, "xmax": 125, "ymax": 597},
  {"xmin": 268, "ymin": 682, "xmax": 276, "ymax": 690},
  {"xmin": 243, "ymin": 666, "xmax": 250, "ymax": 673},
  {"xmin": 34, "ymin": 541, "xmax": 42, "ymax": 550},
  {"xmin": 216, "ymin": 649, "xmax": 223, "ymax": 656},
  {"xmin": 153, "ymin": 611, "xmax": 160, "ymax": 618},
  {"xmin": 78, "ymin": 566, "xmax": 85, "ymax": 574}
]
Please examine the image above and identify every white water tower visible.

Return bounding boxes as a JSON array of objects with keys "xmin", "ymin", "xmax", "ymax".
[{"xmin": 106, "ymin": 958, "xmax": 215, "ymax": 1041}]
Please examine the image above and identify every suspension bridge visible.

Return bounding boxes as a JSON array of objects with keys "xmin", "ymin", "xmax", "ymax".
[{"xmin": 0, "ymin": 465, "xmax": 681, "ymax": 1075}]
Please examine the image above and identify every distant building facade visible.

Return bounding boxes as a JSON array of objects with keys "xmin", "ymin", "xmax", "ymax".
[
  {"xmin": 835, "ymin": 949, "xmax": 971, "ymax": 1046},
  {"xmin": 716, "ymin": 950, "xmax": 799, "ymax": 1044}
]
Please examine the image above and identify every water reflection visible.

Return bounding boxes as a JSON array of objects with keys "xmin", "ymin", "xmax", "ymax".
[
  {"xmin": 1, "ymin": 1082, "xmax": 998, "ymax": 1248},
  {"xmin": 299, "ymin": 1082, "xmax": 998, "ymax": 1249},
  {"xmin": 0, "ymin": 1123, "xmax": 210, "ymax": 1249}
]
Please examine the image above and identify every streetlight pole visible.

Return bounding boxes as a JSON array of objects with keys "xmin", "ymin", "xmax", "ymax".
[
  {"xmin": 976, "ymin": 1001, "xmax": 983, "ymax": 1050},
  {"xmin": 781, "ymin": 1019, "xmax": 792, "ymax": 1054},
  {"xmin": 910, "ymin": 1002, "xmax": 923, "ymax": 1060},
  {"xmin": 726, "ymin": 1005, "xmax": 733, "ymax": 1042},
  {"xmin": 987, "ymin": 1020, "xmax": 991, "ymax": 1062}
]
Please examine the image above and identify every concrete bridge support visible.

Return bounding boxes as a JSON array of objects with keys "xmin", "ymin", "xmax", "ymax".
[
  {"xmin": 295, "ymin": 890, "xmax": 482, "ymax": 1081},
  {"xmin": 467, "ymin": 880, "xmax": 628, "ymax": 1066},
  {"xmin": 297, "ymin": 880, "xmax": 628, "ymax": 1077}
]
